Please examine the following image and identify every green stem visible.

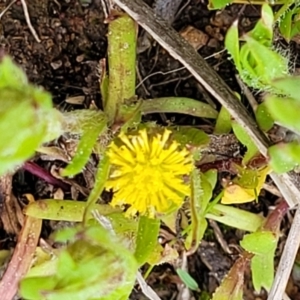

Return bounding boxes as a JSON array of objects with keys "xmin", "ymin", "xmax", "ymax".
[{"xmin": 105, "ymin": 12, "xmax": 137, "ymax": 124}]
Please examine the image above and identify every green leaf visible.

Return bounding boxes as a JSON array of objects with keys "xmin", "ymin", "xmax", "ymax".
[
  {"xmin": 214, "ymin": 106, "xmax": 232, "ymax": 134},
  {"xmin": 185, "ymin": 169, "xmax": 204, "ymax": 251},
  {"xmin": 0, "ymin": 57, "xmax": 63, "ymax": 175},
  {"xmin": 83, "ymin": 154, "xmax": 110, "ymax": 223},
  {"xmin": 242, "ymin": 35, "xmax": 288, "ymax": 89},
  {"xmin": 269, "ymin": 76, "xmax": 300, "ymax": 100},
  {"xmin": 255, "ymin": 102, "xmax": 274, "ymax": 132},
  {"xmin": 233, "ymin": 166, "xmax": 258, "ymax": 189},
  {"xmin": 225, "ymin": 20, "xmax": 241, "ymax": 71},
  {"xmin": 62, "ymin": 110, "xmax": 108, "ymax": 177},
  {"xmin": 268, "ymin": 142, "xmax": 300, "ymax": 173},
  {"xmin": 248, "ymin": 4, "xmax": 273, "ymax": 44},
  {"xmin": 208, "ymin": 0, "xmax": 233, "ymax": 10},
  {"xmin": 172, "ymin": 127, "xmax": 209, "ymax": 147},
  {"xmin": 176, "ymin": 269, "xmax": 199, "ymax": 291},
  {"xmin": 134, "ymin": 216, "xmax": 160, "ymax": 266},
  {"xmin": 0, "ymin": 56, "xmax": 28, "ymax": 89},
  {"xmin": 25, "ymin": 200, "xmax": 121, "ymax": 222},
  {"xmin": 141, "ymin": 97, "xmax": 218, "ymax": 119},
  {"xmin": 20, "ymin": 225, "xmax": 138, "ymax": 300},
  {"xmin": 266, "ymin": 96, "xmax": 300, "ymax": 135},
  {"xmin": 251, "ymin": 253, "xmax": 275, "ymax": 292},
  {"xmin": 106, "ymin": 13, "xmax": 136, "ymax": 123},
  {"xmin": 232, "ymin": 121, "xmax": 258, "ymax": 164},
  {"xmin": 279, "ymin": 9, "xmax": 293, "ymax": 41},
  {"xmin": 240, "ymin": 231, "xmax": 277, "ymax": 255},
  {"xmin": 206, "ymin": 204, "xmax": 264, "ymax": 232},
  {"xmin": 20, "ymin": 276, "xmax": 57, "ymax": 300}
]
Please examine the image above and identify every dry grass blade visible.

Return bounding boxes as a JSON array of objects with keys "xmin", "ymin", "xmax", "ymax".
[
  {"xmin": 267, "ymin": 206, "xmax": 300, "ymax": 300},
  {"xmin": 0, "ymin": 215, "xmax": 42, "ymax": 300}
]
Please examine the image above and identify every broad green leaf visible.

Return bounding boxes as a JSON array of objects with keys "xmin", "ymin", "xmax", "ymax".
[
  {"xmin": 0, "ymin": 59, "xmax": 63, "ymax": 175},
  {"xmin": 62, "ymin": 110, "xmax": 108, "ymax": 177},
  {"xmin": 171, "ymin": 127, "xmax": 209, "ymax": 160},
  {"xmin": 266, "ymin": 96, "xmax": 300, "ymax": 134},
  {"xmin": 0, "ymin": 56, "xmax": 28, "ymax": 89},
  {"xmin": 240, "ymin": 231, "xmax": 277, "ymax": 255},
  {"xmin": 251, "ymin": 252, "xmax": 275, "ymax": 292},
  {"xmin": 225, "ymin": 20, "xmax": 241, "ymax": 71},
  {"xmin": 20, "ymin": 225, "xmax": 138, "ymax": 300},
  {"xmin": 206, "ymin": 204, "xmax": 264, "ymax": 232},
  {"xmin": 214, "ymin": 106, "xmax": 232, "ymax": 134},
  {"xmin": 233, "ymin": 165, "xmax": 258, "ymax": 189},
  {"xmin": 269, "ymin": 76, "xmax": 300, "ymax": 100},
  {"xmin": 20, "ymin": 276, "xmax": 57, "ymax": 300},
  {"xmin": 203, "ymin": 169, "xmax": 218, "ymax": 191},
  {"xmin": 141, "ymin": 97, "xmax": 218, "ymax": 119},
  {"xmin": 242, "ymin": 35, "xmax": 288, "ymax": 89},
  {"xmin": 212, "ymin": 256, "xmax": 246, "ymax": 300},
  {"xmin": 255, "ymin": 102, "xmax": 274, "ymax": 132},
  {"xmin": 268, "ymin": 142, "xmax": 300, "ymax": 173},
  {"xmin": 134, "ymin": 216, "xmax": 160, "ymax": 266},
  {"xmin": 176, "ymin": 269, "xmax": 199, "ymax": 291},
  {"xmin": 232, "ymin": 121, "xmax": 259, "ymax": 164}
]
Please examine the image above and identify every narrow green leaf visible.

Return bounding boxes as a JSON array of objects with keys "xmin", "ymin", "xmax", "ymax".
[
  {"xmin": 206, "ymin": 204, "xmax": 264, "ymax": 232},
  {"xmin": 176, "ymin": 269, "xmax": 199, "ymax": 291},
  {"xmin": 214, "ymin": 106, "xmax": 232, "ymax": 134},
  {"xmin": 225, "ymin": 20, "xmax": 241, "ymax": 71},
  {"xmin": 25, "ymin": 200, "xmax": 120, "ymax": 222},
  {"xmin": 62, "ymin": 111, "xmax": 107, "ymax": 177},
  {"xmin": 83, "ymin": 154, "xmax": 110, "ymax": 223},
  {"xmin": 141, "ymin": 97, "xmax": 218, "ymax": 119},
  {"xmin": 106, "ymin": 13, "xmax": 136, "ymax": 123},
  {"xmin": 134, "ymin": 216, "xmax": 160, "ymax": 266}
]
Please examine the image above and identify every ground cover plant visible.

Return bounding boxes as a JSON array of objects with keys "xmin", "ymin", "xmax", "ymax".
[{"xmin": 1, "ymin": 0, "xmax": 300, "ymax": 300}]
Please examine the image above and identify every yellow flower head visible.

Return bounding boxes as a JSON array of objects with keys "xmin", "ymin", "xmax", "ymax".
[{"xmin": 106, "ymin": 129, "xmax": 193, "ymax": 217}]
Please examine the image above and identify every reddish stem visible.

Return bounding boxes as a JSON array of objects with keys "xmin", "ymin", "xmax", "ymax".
[{"xmin": 23, "ymin": 161, "xmax": 69, "ymax": 191}]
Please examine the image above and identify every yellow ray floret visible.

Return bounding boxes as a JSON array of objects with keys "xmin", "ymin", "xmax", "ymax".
[{"xmin": 106, "ymin": 129, "xmax": 193, "ymax": 217}]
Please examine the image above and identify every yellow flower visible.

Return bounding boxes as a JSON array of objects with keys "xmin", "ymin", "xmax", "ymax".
[{"xmin": 106, "ymin": 129, "xmax": 193, "ymax": 217}]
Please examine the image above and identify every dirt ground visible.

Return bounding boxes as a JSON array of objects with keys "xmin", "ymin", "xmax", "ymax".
[{"xmin": 0, "ymin": 0, "xmax": 299, "ymax": 299}]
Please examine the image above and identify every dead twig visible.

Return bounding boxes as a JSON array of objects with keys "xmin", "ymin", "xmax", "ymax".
[
  {"xmin": 268, "ymin": 206, "xmax": 300, "ymax": 299},
  {"xmin": 0, "ymin": 0, "xmax": 16, "ymax": 19},
  {"xmin": 20, "ymin": 0, "xmax": 41, "ymax": 43},
  {"xmin": 136, "ymin": 271, "xmax": 162, "ymax": 300}
]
